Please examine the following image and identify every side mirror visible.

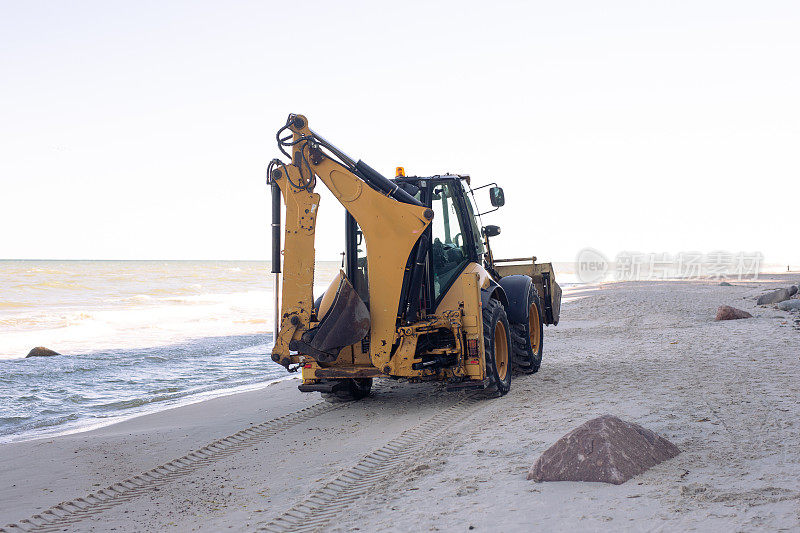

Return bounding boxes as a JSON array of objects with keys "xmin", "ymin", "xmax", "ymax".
[
  {"xmin": 482, "ymin": 225, "xmax": 501, "ymax": 238},
  {"xmin": 489, "ymin": 186, "xmax": 505, "ymax": 207}
]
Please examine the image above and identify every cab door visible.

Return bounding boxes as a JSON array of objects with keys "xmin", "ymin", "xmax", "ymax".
[{"xmin": 429, "ymin": 181, "xmax": 472, "ymax": 305}]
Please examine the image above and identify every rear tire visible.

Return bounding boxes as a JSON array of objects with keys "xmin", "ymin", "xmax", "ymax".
[
  {"xmin": 482, "ymin": 298, "xmax": 512, "ymax": 397},
  {"xmin": 511, "ymin": 285, "xmax": 544, "ymax": 374},
  {"xmin": 320, "ymin": 378, "xmax": 372, "ymax": 403}
]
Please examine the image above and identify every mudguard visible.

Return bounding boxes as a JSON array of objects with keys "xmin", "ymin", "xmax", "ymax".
[
  {"xmin": 480, "ymin": 278, "xmax": 508, "ymax": 309},
  {"xmin": 497, "ymin": 274, "xmax": 533, "ymax": 324}
]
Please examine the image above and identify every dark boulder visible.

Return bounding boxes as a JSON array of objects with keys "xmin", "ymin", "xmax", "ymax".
[
  {"xmin": 527, "ymin": 414, "xmax": 679, "ymax": 485},
  {"xmin": 715, "ymin": 305, "xmax": 753, "ymax": 321},
  {"xmin": 757, "ymin": 288, "xmax": 793, "ymax": 306},
  {"xmin": 719, "ymin": 281, "xmax": 732, "ymax": 286},
  {"xmin": 26, "ymin": 347, "xmax": 60, "ymax": 358}
]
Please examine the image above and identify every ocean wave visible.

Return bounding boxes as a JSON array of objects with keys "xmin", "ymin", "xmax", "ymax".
[
  {"xmin": 13, "ymin": 280, "xmax": 88, "ymax": 290},
  {"xmin": 0, "ymin": 304, "xmax": 275, "ymax": 359},
  {"xmin": 139, "ymin": 286, "xmax": 205, "ymax": 296},
  {"xmin": 0, "ymin": 416, "xmax": 32, "ymax": 424},
  {"xmin": 157, "ymin": 289, "xmax": 271, "ymax": 305},
  {"xmin": 0, "ymin": 302, "xmax": 32, "ymax": 309},
  {"xmin": 16, "ymin": 394, "xmax": 41, "ymax": 402},
  {"xmin": 148, "ymin": 386, "xmax": 181, "ymax": 394},
  {"xmin": 0, "ymin": 372, "xmax": 288, "ymax": 442},
  {"xmin": 65, "ymin": 394, "xmax": 92, "ymax": 404},
  {"xmin": 24, "ymin": 267, "xmax": 74, "ymax": 275},
  {"xmin": 96, "ymin": 397, "xmax": 156, "ymax": 410},
  {"xmin": 92, "ymin": 381, "xmax": 241, "ymax": 411},
  {"xmin": 228, "ymin": 342, "xmax": 273, "ymax": 355},
  {"xmin": 0, "ymin": 413, "xmax": 81, "ymax": 438},
  {"xmin": 0, "ymin": 316, "xmax": 39, "ymax": 328},
  {"xmin": 60, "ymin": 365, "xmax": 104, "ymax": 375},
  {"xmin": 107, "ymin": 294, "xmax": 153, "ymax": 304},
  {"xmin": 0, "ymin": 311, "xmax": 94, "ymax": 330}
]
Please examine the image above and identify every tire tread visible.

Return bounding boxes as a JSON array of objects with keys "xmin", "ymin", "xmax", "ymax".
[{"xmin": 482, "ymin": 298, "xmax": 512, "ymax": 397}]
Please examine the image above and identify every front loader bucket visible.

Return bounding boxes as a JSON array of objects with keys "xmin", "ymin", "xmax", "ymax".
[{"xmin": 300, "ymin": 275, "xmax": 370, "ymax": 363}]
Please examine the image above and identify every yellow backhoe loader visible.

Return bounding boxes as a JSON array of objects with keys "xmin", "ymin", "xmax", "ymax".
[{"xmin": 267, "ymin": 114, "xmax": 561, "ymax": 401}]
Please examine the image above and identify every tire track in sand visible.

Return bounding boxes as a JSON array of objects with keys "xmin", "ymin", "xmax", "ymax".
[
  {"xmin": 0, "ymin": 401, "xmax": 344, "ymax": 533},
  {"xmin": 257, "ymin": 393, "xmax": 484, "ymax": 533}
]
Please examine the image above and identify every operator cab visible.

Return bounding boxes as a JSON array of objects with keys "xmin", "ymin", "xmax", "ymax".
[{"xmin": 343, "ymin": 173, "xmax": 505, "ymax": 323}]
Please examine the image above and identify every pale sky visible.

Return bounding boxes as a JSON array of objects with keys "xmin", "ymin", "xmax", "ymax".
[{"xmin": 2, "ymin": 1, "xmax": 798, "ymax": 265}]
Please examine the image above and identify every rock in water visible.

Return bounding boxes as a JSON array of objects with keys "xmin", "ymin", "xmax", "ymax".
[
  {"xmin": 26, "ymin": 347, "xmax": 60, "ymax": 358},
  {"xmin": 715, "ymin": 305, "xmax": 753, "ymax": 321},
  {"xmin": 778, "ymin": 300, "xmax": 800, "ymax": 311},
  {"xmin": 757, "ymin": 288, "xmax": 793, "ymax": 305},
  {"xmin": 719, "ymin": 281, "xmax": 732, "ymax": 286},
  {"xmin": 527, "ymin": 414, "xmax": 679, "ymax": 485}
]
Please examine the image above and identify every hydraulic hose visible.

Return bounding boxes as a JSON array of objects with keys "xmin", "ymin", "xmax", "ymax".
[{"xmin": 354, "ymin": 160, "xmax": 422, "ymax": 206}]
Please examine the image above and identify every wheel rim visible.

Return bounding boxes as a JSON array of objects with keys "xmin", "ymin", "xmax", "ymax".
[
  {"xmin": 529, "ymin": 303, "xmax": 541, "ymax": 353},
  {"xmin": 495, "ymin": 320, "xmax": 509, "ymax": 380}
]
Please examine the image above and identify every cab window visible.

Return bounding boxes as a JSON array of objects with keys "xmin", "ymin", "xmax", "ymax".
[
  {"xmin": 463, "ymin": 193, "xmax": 485, "ymax": 257},
  {"xmin": 430, "ymin": 183, "xmax": 469, "ymax": 300}
]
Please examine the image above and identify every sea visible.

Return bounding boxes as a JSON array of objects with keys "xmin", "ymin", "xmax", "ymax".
[{"xmin": 0, "ymin": 260, "xmax": 341, "ymax": 443}]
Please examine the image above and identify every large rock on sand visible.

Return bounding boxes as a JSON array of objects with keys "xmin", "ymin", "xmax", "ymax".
[
  {"xmin": 26, "ymin": 347, "xmax": 60, "ymax": 358},
  {"xmin": 527, "ymin": 414, "xmax": 679, "ymax": 485},
  {"xmin": 778, "ymin": 300, "xmax": 800, "ymax": 311},
  {"xmin": 715, "ymin": 305, "xmax": 753, "ymax": 321},
  {"xmin": 757, "ymin": 287, "xmax": 796, "ymax": 305}
]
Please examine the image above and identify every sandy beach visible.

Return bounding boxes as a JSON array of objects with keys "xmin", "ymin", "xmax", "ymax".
[{"xmin": 2, "ymin": 275, "xmax": 799, "ymax": 532}]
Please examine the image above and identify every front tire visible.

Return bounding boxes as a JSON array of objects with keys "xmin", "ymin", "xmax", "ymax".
[
  {"xmin": 511, "ymin": 285, "xmax": 544, "ymax": 374},
  {"xmin": 483, "ymin": 298, "xmax": 512, "ymax": 397}
]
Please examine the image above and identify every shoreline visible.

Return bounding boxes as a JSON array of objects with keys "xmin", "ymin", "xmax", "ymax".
[{"xmin": 0, "ymin": 373, "xmax": 299, "ymax": 446}]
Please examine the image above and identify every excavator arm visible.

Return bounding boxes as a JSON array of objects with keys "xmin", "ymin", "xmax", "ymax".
[{"xmin": 268, "ymin": 115, "xmax": 433, "ymax": 373}]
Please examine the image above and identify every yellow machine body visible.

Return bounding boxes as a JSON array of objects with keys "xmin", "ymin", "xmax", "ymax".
[{"xmin": 267, "ymin": 114, "xmax": 559, "ymax": 393}]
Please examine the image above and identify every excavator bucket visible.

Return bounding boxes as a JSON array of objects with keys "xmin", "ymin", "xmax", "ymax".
[{"xmin": 300, "ymin": 275, "xmax": 370, "ymax": 363}]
